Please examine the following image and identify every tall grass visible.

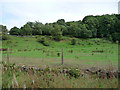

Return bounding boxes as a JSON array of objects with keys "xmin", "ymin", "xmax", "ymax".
[{"xmin": 2, "ymin": 63, "xmax": 118, "ymax": 88}]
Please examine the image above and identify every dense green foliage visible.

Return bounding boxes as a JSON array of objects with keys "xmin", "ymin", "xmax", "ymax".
[
  {"xmin": 0, "ymin": 25, "xmax": 8, "ymax": 34},
  {"xmin": 37, "ymin": 36, "xmax": 50, "ymax": 46},
  {"xmin": 1, "ymin": 34, "xmax": 10, "ymax": 40},
  {"xmin": 2, "ymin": 14, "xmax": 120, "ymax": 42},
  {"xmin": 71, "ymin": 39, "xmax": 77, "ymax": 45},
  {"xmin": 9, "ymin": 27, "xmax": 20, "ymax": 35},
  {"xmin": 0, "ymin": 25, "xmax": 10, "ymax": 40}
]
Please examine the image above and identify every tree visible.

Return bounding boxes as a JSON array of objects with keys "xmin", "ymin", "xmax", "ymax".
[
  {"xmin": 9, "ymin": 26, "xmax": 20, "ymax": 35},
  {"xmin": 80, "ymin": 24, "xmax": 92, "ymax": 38},
  {"xmin": 57, "ymin": 19, "xmax": 65, "ymax": 25},
  {"xmin": 66, "ymin": 21, "xmax": 80, "ymax": 37},
  {"xmin": 61, "ymin": 25, "xmax": 67, "ymax": 36},
  {"xmin": 51, "ymin": 24, "xmax": 62, "ymax": 41},
  {"xmin": 32, "ymin": 21, "xmax": 43, "ymax": 35},
  {"xmin": 2, "ymin": 14, "xmax": 120, "ymax": 42},
  {"xmin": 0, "ymin": 25, "xmax": 8, "ymax": 34},
  {"xmin": 42, "ymin": 23, "xmax": 53, "ymax": 35},
  {"xmin": 115, "ymin": 15, "xmax": 120, "ymax": 33},
  {"xmin": 0, "ymin": 25, "xmax": 9, "ymax": 40},
  {"xmin": 112, "ymin": 32, "xmax": 120, "ymax": 42},
  {"xmin": 82, "ymin": 16, "xmax": 99, "ymax": 37},
  {"xmin": 96, "ymin": 15, "xmax": 116, "ymax": 38},
  {"xmin": 20, "ymin": 23, "xmax": 32, "ymax": 35}
]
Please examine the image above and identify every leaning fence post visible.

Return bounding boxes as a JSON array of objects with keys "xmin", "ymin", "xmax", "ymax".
[{"xmin": 61, "ymin": 48, "xmax": 64, "ymax": 65}]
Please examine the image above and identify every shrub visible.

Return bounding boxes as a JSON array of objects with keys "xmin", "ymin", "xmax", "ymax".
[
  {"xmin": 1, "ymin": 34, "xmax": 10, "ymax": 40},
  {"xmin": 37, "ymin": 36, "xmax": 50, "ymax": 46},
  {"xmin": 71, "ymin": 39, "xmax": 77, "ymax": 45},
  {"xmin": 53, "ymin": 35, "xmax": 62, "ymax": 41},
  {"xmin": 43, "ymin": 40, "xmax": 50, "ymax": 46},
  {"xmin": 68, "ymin": 68, "xmax": 80, "ymax": 78}
]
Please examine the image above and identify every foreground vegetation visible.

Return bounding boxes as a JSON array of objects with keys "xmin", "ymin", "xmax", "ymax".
[{"xmin": 2, "ymin": 62, "xmax": 118, "ymax": 88}]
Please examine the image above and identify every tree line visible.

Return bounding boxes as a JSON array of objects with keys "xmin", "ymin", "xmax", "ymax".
[{"xmin": 1, "ymin": 14, "xmax": 120, "ymax": 42}]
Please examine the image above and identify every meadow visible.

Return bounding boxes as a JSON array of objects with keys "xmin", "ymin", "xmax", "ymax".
[
  {"xmin": 2, "ymin": 36, "xmax": 118, "ymax": 67},
  {"xmin": 1, "ymin": 35, "xmax": 119, "ymax": 88}
]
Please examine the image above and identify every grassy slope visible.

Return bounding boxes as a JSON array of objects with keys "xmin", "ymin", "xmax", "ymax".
[{"xmin": 2, "ymin": 35, "xmax": 118, "ymax": 67}]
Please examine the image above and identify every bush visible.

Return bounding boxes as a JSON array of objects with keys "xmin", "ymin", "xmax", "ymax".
[
  {"xmin": 68, "ymin": 68, "xmax": 80, "ymax": 78},
  {"xmin": 71, "ymin": 39, "xmax": 77, "ymax": 45},
  {"xmin": 37, "ymin": 36, "xmax": 50, "ymax": 46},
  {"xmin": 1, "ymin": 34, "xmax": 10, "ymax": 40},
  {"xmin": 43, "ymin": 40, "xmax": 50, "ymax": 46},
  {"xmin": 52, "ymin": 35, "xmax": 62, "ymax": 41}
]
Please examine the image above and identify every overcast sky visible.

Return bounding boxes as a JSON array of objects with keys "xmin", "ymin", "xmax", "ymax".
[{"xmin": 0, "ymin": 0, "xmax": 119, "ymax": 30}]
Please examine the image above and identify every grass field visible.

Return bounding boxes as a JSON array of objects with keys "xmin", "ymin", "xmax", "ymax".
[
  {"xmin": 1, "ymin": 35, "xmax": 119, "ymax": 88},
  {"xmin": 2, "ymin": 35, "xmax": 118, "ymax": 68}
]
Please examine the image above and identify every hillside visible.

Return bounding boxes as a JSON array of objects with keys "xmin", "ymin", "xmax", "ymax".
[{"xmin": 2, "ymin": 35, "xmax": 118, "ymax": 68}]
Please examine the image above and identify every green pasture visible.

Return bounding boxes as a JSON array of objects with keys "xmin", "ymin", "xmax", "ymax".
[{"xmin": 2, "ymin": 36, "xmax": 118, "ymax": 67}]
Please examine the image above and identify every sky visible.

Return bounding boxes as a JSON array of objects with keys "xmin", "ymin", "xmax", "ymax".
[{"xmin": 0, "ymin": 0, "xmax": 119, "ymax": 30}]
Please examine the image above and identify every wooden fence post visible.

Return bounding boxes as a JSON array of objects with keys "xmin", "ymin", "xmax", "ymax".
[
  {"xmin": 7, "ymin": 48, "xmax": 9, "ymax": 63},
  {"xmin": 61, "ymin": 48, "xmax": 64, "ymax": 65}
]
